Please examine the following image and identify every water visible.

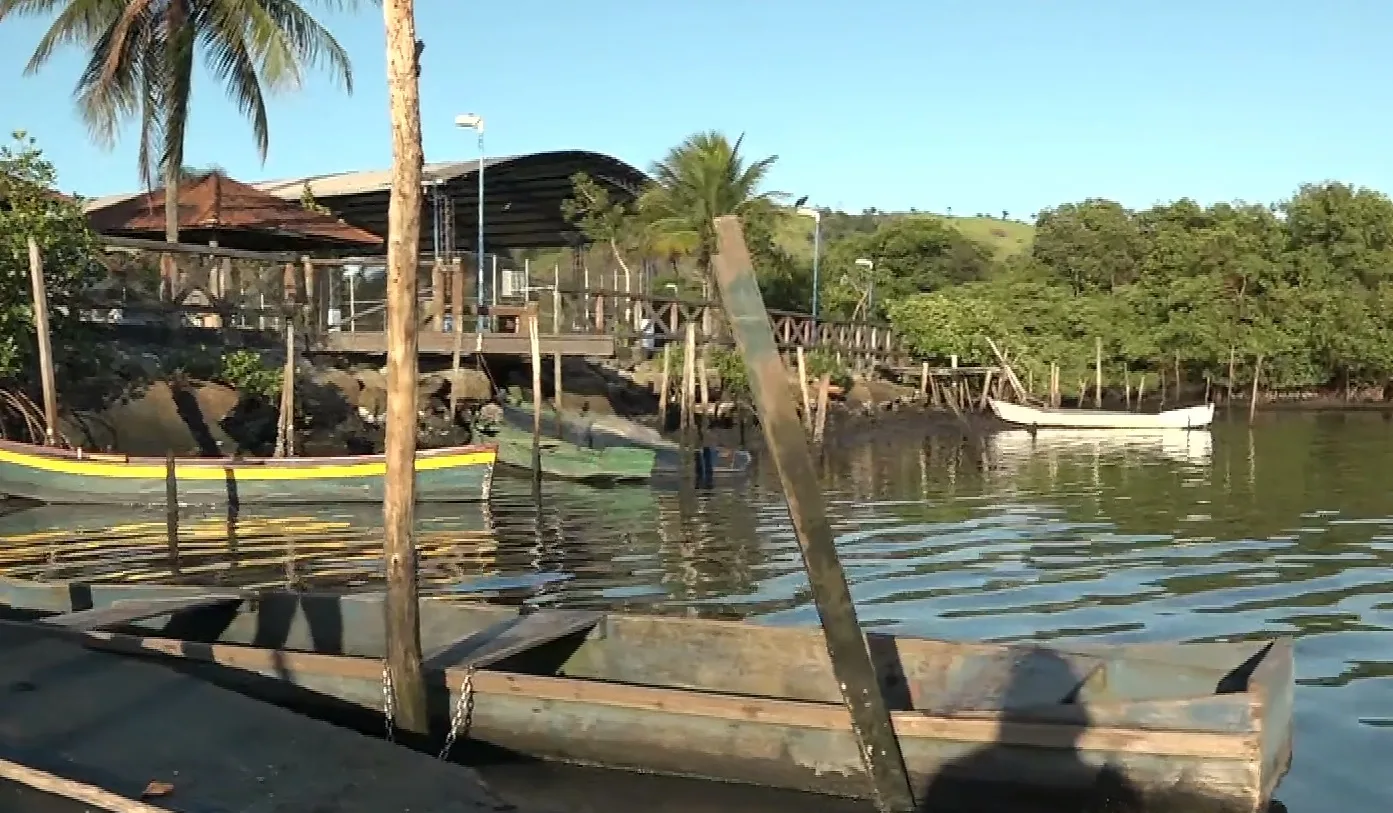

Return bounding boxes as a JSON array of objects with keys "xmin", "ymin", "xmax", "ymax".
[{"xmin": 2, "ymin": 411, "xmax": 1391, "ymax": 810}]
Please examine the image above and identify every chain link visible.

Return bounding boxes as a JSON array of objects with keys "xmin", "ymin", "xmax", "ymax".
[
  {"xmin": 437, "ymin": 666, "xmax": 477, "ymax": 761},
  {"xmin": 380, "ymin": 660, "xmax": 395, "ymax": 743}
]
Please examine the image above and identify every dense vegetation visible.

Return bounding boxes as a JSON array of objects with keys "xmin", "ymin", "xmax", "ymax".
[{"xmin": 563, "ymin": 131, "xmax": 1393, "ymax": 396}]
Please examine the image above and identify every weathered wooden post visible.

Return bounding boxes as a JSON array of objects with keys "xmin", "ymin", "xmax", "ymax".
[
  {"xmin": 657, "ymin": 343, "xmax": 672, "ymax": 423},
  {"xmin": 812, "ymin": 373, "xmax": 832, "ymax": 445},
  {"xmin": 1249, "ymin": 355, "xmax": 1263, "ymax": 425},
  {"xmin": 165, "ymin": 450, "xmax": 180, "ymax": 574},
  {"xmin": 710, "ymin": 216, "xmax": 915, "ymax": 813},
  {"xmin": 449, "ymin": 258, "xmax": 465, "ymax": 419},
  {"xmin": 380, "ymin": 0, "xmax": 428, "ymax": 735},
  {"xmin": 1094, "ymin": 336, "xmax": 1103, "ymax": 409},
  {"xmin": 796, "ymin": 347, "xmax": 814, "ymax": 433},
  {"xmin": 529, "ymin": 311, "xmax": 544, "ymax": 493},
  {"xmin": 552, "ymin": 282, "xmax": 564, "ymax": 410},
  {"xmin": 25, "ymin": 238, "xmax": 58, "ymax": 445}
]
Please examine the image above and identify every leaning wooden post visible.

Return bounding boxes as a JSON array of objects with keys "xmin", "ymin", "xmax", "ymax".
[
  {"xmin": 796, "ymin": 347, "xmax": 814, "ymax": 433},
  {"xmin": 1249, "ymin": 355, "xmax": 1263, "ymax": 425},
  {"xmin": 529, "ymin": 312, "xmax": 544, "ymax": 491},
  {"xmin": 919, "ymin": 361, "xmax": 929, "ymax": 400},
  {"xmin": 380, "ymin": 0, "xmax": 429, "ymax": 736},
  {"xmin": 26, "ymin": 238, "xmax": 58, "ymax": 445},
  {"xmin": 710, "ymin": 215, "xmax": 915, "ymax": 813}
]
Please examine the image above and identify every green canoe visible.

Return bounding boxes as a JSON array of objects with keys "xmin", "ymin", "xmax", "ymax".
[{"xmin": 476, "ymin": 422, "xmax": 656, "ymax": 484}]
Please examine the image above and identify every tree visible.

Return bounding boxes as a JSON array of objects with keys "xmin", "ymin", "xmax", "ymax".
[
  {"xmin": 2, "ymin": 0, "xmax": 365, "ymax": 253},
  {"xmin": 639, "ymin": 131, "xmax": 783, "ymax": 287},
  {"xmin": 0, "ymin": 132, "xmax": 103, "ymax": 379}
]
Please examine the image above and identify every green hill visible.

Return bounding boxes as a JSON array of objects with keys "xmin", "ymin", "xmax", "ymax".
[{"xmin": 773, "ymin": 211, "xmax": 1035, "ymax": 263}]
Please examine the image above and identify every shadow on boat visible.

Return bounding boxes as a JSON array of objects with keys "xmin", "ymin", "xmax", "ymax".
[{"xmin": 912, "ymin": 647, "xmax": 1288, "ymax": 813}]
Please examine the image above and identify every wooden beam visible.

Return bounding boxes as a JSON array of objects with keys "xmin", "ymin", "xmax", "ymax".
[{"xmin": 709, "ymin": 215, "xmax": 915, "ymax": 813}]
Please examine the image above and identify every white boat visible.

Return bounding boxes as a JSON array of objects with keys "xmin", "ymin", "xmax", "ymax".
[{"xmin": 987, "ymin": 398, "xmax": 1215, "ymax": 430}]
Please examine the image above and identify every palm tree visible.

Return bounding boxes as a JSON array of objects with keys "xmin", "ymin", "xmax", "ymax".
[
  {"xmin": 2, "ymin": 0, "xmax": 364, "ymax": 252},
  {"xmin": 640, "ymin": 131, "xmax": 783, "ymax": 285}
]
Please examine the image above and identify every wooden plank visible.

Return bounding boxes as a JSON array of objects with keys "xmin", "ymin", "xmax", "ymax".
[
  {"xmin": 423, "ymin": 610, "xmax": 603, "ymax": 670},
  {"xmin": 709, "ymin": 215, "xmax": 916, "ymax": 813},
  {"xmin": 39, "ymin": 594, "xmax": 243, "ymax": 632}
]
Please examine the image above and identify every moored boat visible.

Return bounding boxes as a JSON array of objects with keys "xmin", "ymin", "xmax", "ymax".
[
  {"xmin": 988, "ymin": 398, "xmax": 1216, "ymax": 430},
  {"xmin": 0, "ymin": 578, "xmax": 1293, "ymax": 811},
  {"xmin": 499, "ymin": 403, "xmax": 752, "ymax": 477},
  {"xmin": 475, "ymin": 421, "xmax": 658, "ymax": 483},
  {"xmin": 0, "ymin": 439, "xmax": 497, "ymax": 506}
]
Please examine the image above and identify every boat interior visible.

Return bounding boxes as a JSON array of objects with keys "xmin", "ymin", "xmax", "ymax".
[{"xmin": 0, "ymin": 580, "xmax": 1286, "ymax": 731}]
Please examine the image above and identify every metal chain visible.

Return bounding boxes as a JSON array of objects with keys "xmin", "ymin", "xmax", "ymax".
[
  {"xmin": 437, "ymin": 666, "xmax": 477, "ymax": 760},
  {"xmin": 380, "ymin": 661, "xmax": 395, "ymax": 743}
]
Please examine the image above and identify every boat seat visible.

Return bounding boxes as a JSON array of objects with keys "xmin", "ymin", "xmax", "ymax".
[
  {"xmin": 39, "ymin": 594, "xmax": 246, "ymax": 632},
  {"xmin": 423, "ymin": 609, "xmax": 604, "ymax": 671}
]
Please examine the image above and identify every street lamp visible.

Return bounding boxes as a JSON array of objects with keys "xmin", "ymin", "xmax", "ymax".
[
  {"xmin": 855, "ymin": 258, "xmax": 875, "ymax": 320},
  {"xmin": 794, "ymin": 205, "xmax": 822, "ymax": 318},
  {"xmin": 455, "ymin": 113, "xmax": 485, "ymax": 331}
]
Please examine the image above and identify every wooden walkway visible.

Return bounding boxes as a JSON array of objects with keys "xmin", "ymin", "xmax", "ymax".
[{"xmin": 0, "ymin": 622, "xmax": 520, "ymax": 812}]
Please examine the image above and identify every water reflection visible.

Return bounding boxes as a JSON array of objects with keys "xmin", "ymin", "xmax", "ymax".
[{"xmin": 3, "ymin": 412, "xmax": 1393, "ymax": 808}]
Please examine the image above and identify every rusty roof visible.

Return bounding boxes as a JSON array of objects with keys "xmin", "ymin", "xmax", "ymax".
[{"xmin": 86, "ymin": 172, "xmax": 383, "ymax": 247}]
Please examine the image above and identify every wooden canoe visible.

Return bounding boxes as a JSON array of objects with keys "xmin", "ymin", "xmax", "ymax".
[
  {"xmin": 0, "ymin": 578, "xmax": 1292, "ymax": 811},
  {"xmin": 0, "ymin": 439, "xmax": 497, "ymax": 506},
  {"xmin": 499, "ymin": 404, "xmax": 753, "ymax": 478},
  {"xmin": 988, "ymin": 398, "xmax": 1216, "ymax": 430},
  {"xmin": 478, "ymin": 422, "xmax": 658, "ymax": 483}
]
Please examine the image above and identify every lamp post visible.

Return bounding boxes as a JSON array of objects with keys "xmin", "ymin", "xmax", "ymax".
[
  {"xmin": 455, "ymin": 113, "xmax": 485, "ymax": 331},
  {"xmin": 794, "ymin": 205, "xmax": 822, "ymax": 319}
]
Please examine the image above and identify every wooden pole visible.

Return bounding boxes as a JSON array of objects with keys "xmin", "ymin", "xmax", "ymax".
[
  {"xmin": 657, "ymin": 343, "xmax": 672, "ymax": 421},
  {"xmin": 165, "ymin": 450, "xmax": 179, "ymax": 574},
  {"xmin": 984, "ymin": 337, "xmax": 1028, "ymax": 402},
  {"xmin": 1137, "ymin": 373, "xmax": 1147, "ymax": 408},
  {"xmin": 1249, "ymin": 355, "xmax": 1263, "ymax": 424},
  {"xmin": 681, "ymin": 322, "xmax": 696, "ymax": 438},
  {"xmin": 710, "ymin": 215, "xmax": 915, "ymax": 813},
  {"xmin": 26, "ymin": 238, "xmax": 58, "ymax": 445},
  {"xmin": 698, "ymin": 342, "xmax": 712, "ymax": 418},
  {"xmin": 381, "ymin": 0, "xmax": 428, "ymax": 736},
  {"xmin": 1227, "ymin": 346, "xmax": 1236, "ymax": 406},
  {"xmin": 1124, "ymin": 367, "xmax": 1132, "ymax": 410},
  {"xmin": 796, "ymin": 347, "xmax": 814, "ymax": 433},
  {"xmin": 1094, "ymin": 337, "xmax": 1103, "ymax": 409},
  {"xmin": 1174, "ymin": 348, "xmax": 1182, "ymax": 398},
  {"xmin": 552, "ymin": 283, "xmax": 563, "ymax": 411},
  {"xmin": 431, "ymin": 259, "xmax": 446, "ymax": 330},
  {"xmin": 273, "ymin": 321, "xmax": 296, "ymax": 458},
  {"xmin": 813, "ymin": 373, "xmax": 831, "ymax": 445},
  {"xmin": 529, "ymin": 312, "xmax": 544, "ymax": 491},
  {"xmin": 0, "ymin": 755, "xmax": 175, "ymax": 813},
  {"xmin": 448, "ymin": 258, "xmax": 465, "ymax": 419},
  {"xmin": 919, "ymin": 361, "xmax": 929, "ymax": 399}
]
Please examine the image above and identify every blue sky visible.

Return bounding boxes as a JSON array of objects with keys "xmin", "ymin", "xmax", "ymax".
[{"xmin": 3, "ymin": 0, "xmax": 1392, "ymax": 219}]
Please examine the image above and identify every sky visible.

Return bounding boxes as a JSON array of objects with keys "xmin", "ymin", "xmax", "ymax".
[{"xmin": 3, "ymin": 0, "xmax": 1393, "ymax": 219}]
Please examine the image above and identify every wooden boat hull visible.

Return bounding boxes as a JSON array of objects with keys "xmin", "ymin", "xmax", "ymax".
[
  {"xmin": 500, "ymin": 404, "xmax": 752, "ymax": 477},
  {"xmin": 0, "ymin": 441, "xmax": 497, "ymax": 506},
  {"xmin": 989, "ymin": 398, "xmax": 1216, "ymax": 430},
  {"xmin": 482, "ymin": 424, "xmax": 657, "ymax": 483},
  {"xmin": 0, "ymin": 578, "xmax": 1292, "ymax": 811}
]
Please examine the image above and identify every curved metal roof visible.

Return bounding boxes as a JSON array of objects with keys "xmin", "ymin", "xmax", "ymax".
[{"xmin": 252, "ymin": 150, "xmax": 650, "ymax": 251}]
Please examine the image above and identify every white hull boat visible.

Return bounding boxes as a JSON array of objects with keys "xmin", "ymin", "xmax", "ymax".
[{"xmin": 987, "ymin": 398, "xmax": 1215, "ymax": 430}]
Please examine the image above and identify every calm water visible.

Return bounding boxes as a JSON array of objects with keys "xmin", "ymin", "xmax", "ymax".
[{"xmin": 2, "ymin": 411, "xmax": 1391, "ymax": 810}]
